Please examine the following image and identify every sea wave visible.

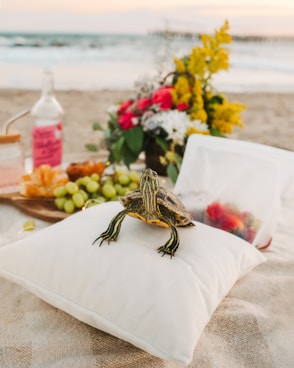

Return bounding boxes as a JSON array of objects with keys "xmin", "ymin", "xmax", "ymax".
[{"xmin": 0, "ymin": 32, "xmax": 294, "ymax": 92}]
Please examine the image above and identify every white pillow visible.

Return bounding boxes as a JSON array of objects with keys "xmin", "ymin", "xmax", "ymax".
[{"xmin": 0, "ymin": 201, "xmax": 265, "ymax": 365}]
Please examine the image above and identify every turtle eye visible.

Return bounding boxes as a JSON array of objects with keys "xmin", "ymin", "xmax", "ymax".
[{"xmin": 151, "ymin": 169, "xmax": 158, "ymax": 179}]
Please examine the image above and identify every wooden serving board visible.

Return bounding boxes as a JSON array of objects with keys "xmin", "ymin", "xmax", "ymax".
[{"xmin": 0, "ymin": 192, "xmax": 68, "ymax": 222}]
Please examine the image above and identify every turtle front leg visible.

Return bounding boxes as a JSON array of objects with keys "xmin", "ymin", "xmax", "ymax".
[
  {"xmin": 92, "ymin": 209, "xmax": 128, "ymax": 246},
  {"xmin": 157, "ymin": 216, "xmax": 179, "ymax": 258}
]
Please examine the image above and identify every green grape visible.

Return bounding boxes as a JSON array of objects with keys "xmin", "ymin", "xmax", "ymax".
[
  {"xmin": 72, "ymin": 192, "xmax": 85, "ymax": 208},
  {"xmin": 65, "ymin": 181, "xmax": 79, "ymax": 195},
  {"xmin": 103, "ymin": 178, "xmax": 114, "ymax": 186},
  {"xmin": 75, "ymin": 177, "xmax": 84, "ymax": 187},
  {"xmin": 96, "ymin": 196, "xmax": 106, "ymax": 203},
  {"xmin": 84, "ymin": 196, "xmax": 106, "ymax": 208},
  {"xmin": 118, "ymin": 187, "xmax": 131, "ymax": 196},
  {"xmin": 118, "ymin": 173, "xmax": 130, "ymax": 185},
  {"xmin": 129, "ymin": 170, "xmax": 140, "ymax": 183},
  {"xmin": 84, "ymin": 199, "xmax": 102, "ymax": 208},
  {"xmin": 115, "ymin": 168, "xmax": 127, "ymax": 176},
  {"xmin": 110, "ymin": 195, "xmax": 120, "ymax": 201},
  {"xmin": 23, "ymin": 220, "xmax": 36, "ymax": 231},
  {"xmin": 114, "ymin": 183, "xmax": 122, "ymax": 193},
  {"xmin": 84, "ymin": 201, "xmax": 98, "ymax": 208},
  {"xmin": 80, "ymin": 176, "xmax": 91, "ymax": 186},
  {"xmin": 102, "ymin": 184, "xmax": 116, "ymax": 199},
  {"xmin": 90, "ymin": 173, "xmax": 100, "ymax": 182},
  {"xmin": 64, "ymin": 199, "xmax": 75, "ymax": 214},
  {"xmin": 129, "ymin": 182, "xmax": 138, "ymax": 191},
  {"xmin": 55, "ymin": 197, "xmax": 67, "ymax": 210},
  {"xmin": 53, "ymin": 185, "xmax": 68, "ymax": 198},
  {"xmin": 86, "ymin": 180, "xmax": 99, "ymax": 193},
  {"xmin": 78, "ymin": 189, "xmax": 89, "ymax": 201}
]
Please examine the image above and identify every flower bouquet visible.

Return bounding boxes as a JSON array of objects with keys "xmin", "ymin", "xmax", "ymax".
[{"xmin": 88, "ymin": 20, "xmax": 246, "ymax": 182}]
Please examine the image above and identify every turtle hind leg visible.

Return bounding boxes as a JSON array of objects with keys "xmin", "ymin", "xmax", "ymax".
[
  {"xmin": 157, "ymin": 217, "xmax": 179, "ymax": 258},
  {"xmin": 92, "ymin": 209, "xmax": 128, "ymax": 246}
]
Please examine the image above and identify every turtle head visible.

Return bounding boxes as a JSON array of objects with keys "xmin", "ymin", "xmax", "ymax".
[
  {"xmin": 140, "ymin": 168, "xmax": 159, "ymax": 193},
  {"xmin": 140, "ymin": 168, "xmax": 159, "ymax": 213}
]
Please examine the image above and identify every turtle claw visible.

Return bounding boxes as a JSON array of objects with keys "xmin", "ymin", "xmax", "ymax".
[
  {"xmin": 96, "ymin": 232, "xmax": 118, "ymax": 246},
  {"xmin": 92, "ymin": 226, "xmax": 119, "ymax": 246},
  {"xmin": 157, "ymin": 219, "xmax": 179, "ymax": 258},
  {"xmin": 93, "ymin": 210, "xmax": 128, "ymax": 247},
  {"xmin": 157, "ymin": 236, "xmax": 179, "ymax": 258},
  {"xmin": 157, "ymin": 245, "xmax": 175, "ymax": 258}
]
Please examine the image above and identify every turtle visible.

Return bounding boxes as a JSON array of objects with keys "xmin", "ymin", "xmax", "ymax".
[{"xmin": 93, "ymin": 168, "xmax": 195, "ymax": 257}]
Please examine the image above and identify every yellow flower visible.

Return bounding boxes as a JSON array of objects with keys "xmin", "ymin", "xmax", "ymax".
[
  {"xmin": 215, "ymin": 20, "xmax": 232, "ymax": 44},
  {"xmin": 208, "ymin": 48, "xmax": 230, "ymax": 74},
  {"xmin": 190, "ymin": 108, "xmax": 208, "ymax": 122},
  {"xmin": 170, "ymin": 20, "xmax": 246, "ymax": 135},
  {"xmin": 210, "ymin": 97, "xmax": 246, "ymax": 134},
  {"xmin": 188, "ymin": 80, "xmax": 208, "ymax": 122},
  {"xmin": 186, "ymin": 126, "xmax": 210, "ymax": 136},
  {"xmin": 188, "ymin": 47, "xmax": 208, "ymax": 79},
  {"xmin": 173, "ymin": 57, "xmax": 186, "ymax": 73},
  {"xmin": 161, "ymin": 150, "xmax": 177, "ymax": 164},
  {"xmin": 187, "ymin": 19, "xmax": 232, "ymax": 87},
  {"xmin": 171, "ymin": 76, "xmax": 192, "ymax": 105}
]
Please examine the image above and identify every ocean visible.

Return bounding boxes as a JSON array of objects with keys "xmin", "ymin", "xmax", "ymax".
[{"xmin": 1, "ymin": 31, "xmax": 294, "ymax": 93}]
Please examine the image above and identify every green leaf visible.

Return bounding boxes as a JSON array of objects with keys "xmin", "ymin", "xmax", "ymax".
[
  {"xmin": 123, "ymin": 127, "xmax": 144, "ymax": 154},
  {"xmin": 167, "ymin": 163, "xmax": 178, "ymax": 184},
  {"xmin": 209, "ymin": 95, "xmax": 223, "ymax": 105},
  {"xmin": 92, "ymin": 122, "xmax": 103, "ymax": 131},
  {"xmin": 85, "ymin": 143, "xmax": 98, "ymax": 152},
  {"xmin": 123, "ymin": 148, "xmax": 140, "ymax": 167},
  {"xmin": 154, "ymin": 136, "xmax": 169, "ymax": 152},
  {"xmin": 174, "ymin": 152, "xmax": 183, "ymax": 170},
  {"xmin": 111, "ymin": 136, "xmax": 125, "ymax": 163},
  {"xmin": 210, "ymin": 128, "xmax": 226, "ymax": 137},
  {"xmin": 104, "ymin": 128, "xmax": 111, "ymax": 140}
]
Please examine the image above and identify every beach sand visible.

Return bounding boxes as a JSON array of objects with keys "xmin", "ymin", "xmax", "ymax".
[{"xmin": 0, "ymin": 89, "xmax": 293, "ymax": 160}]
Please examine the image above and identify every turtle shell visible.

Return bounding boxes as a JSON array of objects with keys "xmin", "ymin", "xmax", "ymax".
[{"xmin": 120, "ymin": 186, "xmax": 193, "ymax": 227}]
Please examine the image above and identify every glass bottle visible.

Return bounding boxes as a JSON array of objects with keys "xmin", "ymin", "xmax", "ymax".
[
  {"xmin": 31, "ymin": 69, "xmax": 64, "ymax": 168},
  {"xmin": 0, "ymin": 132, "xmax": 25, "ymax": 193}
]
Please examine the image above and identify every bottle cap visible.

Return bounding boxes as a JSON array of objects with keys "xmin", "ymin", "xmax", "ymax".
[{"xmin": 0, "ymin": 131, "xmax": 21, "ymax": 143}]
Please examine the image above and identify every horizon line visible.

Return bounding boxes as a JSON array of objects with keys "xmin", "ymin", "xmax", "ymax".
[{"xmin": 1, "ymin": 29, "xmax": 294, "ymax": 41}]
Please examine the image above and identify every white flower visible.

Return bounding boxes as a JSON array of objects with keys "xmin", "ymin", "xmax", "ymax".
[
  {"xmin": 131, "ymin": 117, "xmax": 140, "ymax": 126},
  {"xmin": 107, "ymin": 104, "xmax": 120, "ymax": 115},
  {"xmin": 187, "ymin": 119, "xmax": 209, "ymax": 133},
  {"xmin": 143, "ymin": 110, "xmax": 191, "ymax": 145}
]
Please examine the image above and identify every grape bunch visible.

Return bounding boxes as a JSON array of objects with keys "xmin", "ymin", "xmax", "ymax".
[{"xmin": 53, "ymin": 169, "xmax": 141, "ymax": 214}]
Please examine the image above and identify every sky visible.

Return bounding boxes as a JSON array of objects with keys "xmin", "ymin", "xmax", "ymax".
[{"xmin": 0, "ymin": 0, "xmax": 294, "ymax": 36}]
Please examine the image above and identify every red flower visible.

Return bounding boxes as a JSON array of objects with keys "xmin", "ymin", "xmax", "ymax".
[
  {"xmin": 177, "ymin": 103, "xmax": 189, "ymax": 111},
  {"xmin": 117, "ymin": 100, "xmax": 133, "ymax": 116},
  {"xmin": 118, "ymin": 112, "xmax": 137, "ymax": 130},
  {"xmin": 152, "ymin": 86, "xmax": 174, "ymax": 110},
  {"xmin": 206, "ymin": 202, "xmax": 224, "ymax": 221},
  {"xmin": 137, "ymin": 98, "xmax": 152, "ymax": 112},
  {"xmin": 219, "ymin": 212, "xmax": 244, "ymax": 232}
]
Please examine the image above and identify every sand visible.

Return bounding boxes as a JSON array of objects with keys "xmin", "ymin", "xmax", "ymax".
[{"xmin": 0, "ymin": 89, "xmax": 293, "ymax": 160}]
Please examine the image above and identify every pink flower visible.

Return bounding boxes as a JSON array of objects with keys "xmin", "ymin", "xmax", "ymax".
[
  {"xmin": 118, "ymin": 112, "xmax": 137, "ymax": 130},
  {"xmin": 137, "ymin": 97, "xmax": 152, "ymax": 112},
  {"xmin": 117, "ymin": 100, "xmax": 133, "ymax": 116},
  {"xmin": 152, "ymin": 86, "xmax": 174, "ymax": 110}
]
